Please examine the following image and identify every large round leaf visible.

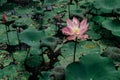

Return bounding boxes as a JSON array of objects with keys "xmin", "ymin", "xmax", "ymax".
[
  {"xmin": 0, "ymin": 70, "xmax": 3, "ymax": 79},
  {"xmin": 0, "ymin": 23, "xmax": 18, "ymax": 45},
  {"xmin": 40, "ymin": 37, "xmax": 59, "ymax": 51},
  {"xmin": 0, "ymin": 0, "xmax": 7, "ymax": 4},
  {"xmin": 20, "ymin": 27, "xmax": 45, "ymax": 47},
  {"xmin": 87, "ymin": 30, "xmax": 101, "ymax": 40},
  {"xmin": 0, "ymin": 30, "xmax": 18, "ymax": 45},
  {"xmin": 15, "ymin": 17, "xmax": 33, "ymax": 26},
  {"xmin": 44, "ymin": 24, "xmax": 57, "ymax": 36},
  {"xmin": 8, "ymin": 31, "xmax": 19, "ymax": 45},
  {"xmin": 44, "ymin": 0, "xmax": 57, "ymax": 4},
  {"xmin": 94, "ymin": 0, "xmax": 120, "ymax": 10},
  {"xmin": 92, "ymin": 16, "xmax": 106, "ymax": 24},
  {"xmin": 102, "ymin": 19, "xmax": 120, "ymax": 37},
  {"xmin": 61, "ymin": 41, "xmax": 100, "ymax": 57},
  {"xmin": 0, "ymin": 24, "xmax": 7, "ymax": 43},
  {"xmin": 38, "ymin": 71, "xmax": 50, "ymax": 80},
  {"xmin": 2, "ymin": 65, "xmax": 18, "ymax": 79},
  {"xmin": 71, "ymin": 9, "xmax": 83, "ymax": 17},
  {"xmin": 25, "ymin": 54, "xmax": 43, "ymax": 68},
  {"xmin": 66, "ymin": 53, "xmax": 120, "ymax": 80},
  {"xmin": 101, "ymin": 47, "xmax": 120, "ymax": 62},
  {"xmin": 112, "ymin": 31, "xmax": 120, "ymax": 37},
  {"xmin": 60, "ymin": 41, "xmax": 100, "ymax": 67},
  {"xmin": 102, "ymin": 19, "xmax": 120, "ymax": 31},
  {"xmin": 13, "ymin": 51, "xmax": 27, "ymax": 62},
  {"xmin": 29, "ymin": 47, "xmax": 42, "ymax": 55},
  {"xmin": 3, "ymin": 56, "xmax": 13, "ymax": 67}
]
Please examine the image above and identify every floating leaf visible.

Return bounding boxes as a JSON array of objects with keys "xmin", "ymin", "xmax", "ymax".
[
  {"xmin": 29, "ymin": 47, "xmax": 42, "ymax": 55},
  {"xmin": 0, "ymin": 30, "xmax": 19, "ymax": 45},
  {"xmin": 60, "ymin": 41, "xmax": 100, "ymax": 67},
  {"xmin": 44, "ymin": 24, "xmax": 57, "ymax": 36},
  {"xmin": 101, "ymin": 47, "xmax": 120, "ymax": 62},
  {"xmin": 2, "ymin": 65, "xmax": 18, "ymax": 79},
  {"xmin": 8, "ymin": 31, "xmax": 19, "ymax": 45},
  {"xmin": 40, "ymin": 37, "xmax": 59, "ymax": 51},
  {"xmin": 102, "ymin": 19, "xmax": 120, "ymax": 37},
  {"xmin": 13, "ymin": 51, "xmax": 27, "ymax": 62},
  {"xmin": 102, "ymin": 19, "xmax": 120, "ymax": 31},
  {"xmin": 38, "ymin": 71, "xmax": 51, "ymax": 80},
  {"xmin": 20, "ymin": 27, "xmax": 45, "ymax": 47},
  {"xmin": 25, "ymin": 54, "xmax": 43, "ymax": 68},
  {"xmin": 87, "ymin": 30, "xmax": 101, "ymax": 40},
  {"xmin": 45, "ymin": 0, "xmax": 57, "ymax": 4},
  {"xmin": 71, "ymin": 9, "xmax": 83, "ymax": 17},
  {"xmin": 66, "ymin": 53, "xmax": 120, "ymax": 80},
  {"xmin": 12, "ymin": 22, "xmax": 28, "ymax": 30},
  {"xmin": 15, "ymin": 18, "xmax": 33, "ymax": 26},
  {"xmin": 93, "ymin": 16, "xmax": 106, "ymax": 24},
  {"xmin": 94, "ymin": 0, "xmax": 120, "ymax": 10},
  {"xmin": 3, "ymin": 56, "xmax": 13, "ymax": 67},
  {"xmin": 0, "ymin": 70, "xmax": 3, "ymax": 79},
  {"xmin": 0, "ymin": 0, "xmax": 7, "ymax": 4},
  {"xmin": 112, "ymin": 31, "xmax": 120, "ymax": 37}
]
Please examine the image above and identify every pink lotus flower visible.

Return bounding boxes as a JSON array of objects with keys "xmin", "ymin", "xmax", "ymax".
[{"xmin": 62, "ymin": 17, "xmax": 89, "ymax": 40}]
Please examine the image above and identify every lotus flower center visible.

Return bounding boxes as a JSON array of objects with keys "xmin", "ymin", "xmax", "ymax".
[{"xmin": 73, "ymin": 27, "xmax": 79, "ymax": 35}]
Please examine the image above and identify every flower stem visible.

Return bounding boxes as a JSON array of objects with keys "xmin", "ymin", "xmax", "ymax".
[
  {"xmin": 16, "ymin": 27, "xmax": 21, "ymax": 50},
  {"xmin": 5, "ymin": 26, "xmax": 10, "ymax": 45},
  {"xmin": 40, "ymin": 40, "xmax": 45, "ymax": 63},
  {"xmin": 73, "ymin": 38, "xmax": 77, "ymax": 62},
  {"xmin": 25, "ymin": 48, "xmax": 30, "ymax": 60}
]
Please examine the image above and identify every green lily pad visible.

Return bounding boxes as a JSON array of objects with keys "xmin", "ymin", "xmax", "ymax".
[
  {"xmin": 60, "ymin": 41, "xmax": 100, "ymax": 67},
  {"xmin": 0, "ymin": 50, "xmax": 9, "ymax": 66},
  {"xmin": 66, "ymin": 53, "xmax": 120, "ymax": 80},
  {"xmin": 16, "ymin": 72, "xmax": 30, "ymax": 80},
  {"xmin": 87, "ymin": 30, "xmax": 101, "ymax": 40},
  {"xmin": 0, "ymin": 70, "xmax": 3, "ymax": 79},
  {"xmin": 101, "ymin": 47, "xmax": 120, "ymax": 62},
  {"xmin": 20, "ymin": 27, "xmax": 45, "ymax": 47},
  {"xmin": 102, "ymin": 19, "xmax": 120, "ymax": 31},
  {"xmin": 29, "ymin": 47, "xmax": 42, "ymax": 55},
  {"xmin": 3, "ymin": 56, "xmax": 13, "ymax": 67},
  {"xmin": 61, "ymin": 41, "xmax": 100, "ymax": 56},
  {"xmin": 93, "ymin": 16, "xmax": 106, "ymax": 24},
  {"xmin": 40, "ymin": 37, "xmax": 59, "ymax": 51},
  {"xmin": 102, "ymin": 19, "xmax": 120, "ymax": 37},
  {"xmin": 25, "ymin": 54, "xmax": 43, "ymax": 68},
  {"xmin": 38, "ymin": 71, "xmax": 51, "ymax": 80},
  {"xmin": 112, "ymin": 31, "xmax": 120, "ymax": 37},
  {"xmin": 15, "ymin": 18, "xmax": 33, "ymax": 26},
  {"xmin": 0, "ymin": 24, "xmax": 7, "ymax": 43},
  {"xmin": 8, "ymin": 31, "xmax": 19, "ymax": 45},
  {"xmin": 44, "ymin": 24, "xmax": 57, "ymax": 36},
  {"xmin": 97, "ymin": 39, "xmax": 115, "ymax": 50},
  {"xmin": 0, "ymin": 0, "xmax": 7, "ymax": 4},
  {"xmin": 45, "ymin": 0, "xmax": 57, "ymax": 4},
  {"xmin": 13, "ymin": 51, "xmax": 27, "ymax": 62},
  {"xmin": 12, "ymin": 22, "xmax": 28, "ymax": 30},
  {"xmin": 114, "ymin": 8, "xmax": 120, "ymax": 14},
  {"xmin": 94, "ymin": 0, "xmax": 120, "ymax": 10},
  {"xmin": 71, "ymin": 9, "xmax": 83, "ymax": 17},
  {"xmin": 2, "ymin": 65, "xmax": 18, "ymax": 78},
  {"xmin": 0, "ymin": 30, "xmax": 19, "ymax": 45}
]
